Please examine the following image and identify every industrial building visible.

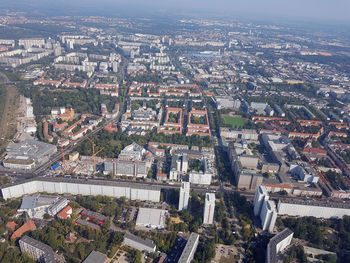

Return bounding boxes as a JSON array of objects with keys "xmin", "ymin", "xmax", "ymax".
[
  {"xmin": 136, "ymin": 208, "xmax": 167, "ymax": 229},
  {"xmin": 3, "ymin": 139, "xmax": 57, "ymax": 170},
  {"xmin": 124, "ymin": 233, "xmax": 156, "ymax": 253},
  {"xmin": 19, "ymin": 235, "xmax": 56, "ymax": 263},
  {"xmin": 83, "ymin": 251, "xmax": 108, "ymax": 263},
  {"xmin": 0, "ymin": 178, "xmax": 161, "ymax": 202},
  {"xmin": 17, "ymin": 196, "xmax": 69, "ymax": 219},
  {"xmin": 178, "ymin": 182, "xmax": 190, "ymax": 210},
  {"xmin": 266, "ymin": 228, "xmax": 294, "ymax": 263},
  {"xmin": 203, "ymin": 193, "xmax": 215, "ymax": 225},
  {"xmin": 178, "ymin": 232, "xmax": 200, "ymax": 263}
]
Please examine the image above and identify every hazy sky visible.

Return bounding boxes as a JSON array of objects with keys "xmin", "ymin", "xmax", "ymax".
[{"xmin": 3, "ymin": 0, "xmax": 350, "ymax": 23}]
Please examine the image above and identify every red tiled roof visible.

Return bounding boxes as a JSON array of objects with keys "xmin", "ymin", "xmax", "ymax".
[{"xmin": 11, "ymin": 220, "xmax": 36, "ymax": 240}]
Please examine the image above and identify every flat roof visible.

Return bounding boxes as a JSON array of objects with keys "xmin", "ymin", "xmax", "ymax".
[
  {"xmin": 279, "ymin": 198, "xmax": 350, "ymax": 209},
  {"xmin": 124, "ymin": 233, "xmax": 156, "ymax": 249},
  {"xmin": 20, "ymin": 235, "xmax": 55, "ymax": 263},
  {"xmin": 0, "ymin": 177, "xmax": 160, "ymax": 192},
  {"xmin": 267, "ymin": 228, "xmax": 293, "ymax": 263},
  {"xmin": 178, "ymin": 232, "xmax": 199, "ymax": 263},
  {"xmin": 83, "ymin": 250, "xmax": 107, "ymax": 263},
  {"xmin": 136, "ymin": 207, "xmax": 167, "ymax": 228},
  {"xmin": 19, "ymin": 196, "xmax": 58, "ymax": 210}
]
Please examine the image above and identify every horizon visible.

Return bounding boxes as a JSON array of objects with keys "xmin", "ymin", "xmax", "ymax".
[{"xmin": 1, "ymin": 0, "xmax": 350, "ymax": 25}]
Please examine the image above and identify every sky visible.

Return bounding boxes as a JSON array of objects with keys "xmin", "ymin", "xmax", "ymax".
[{"xmin": 3, "ymin": 0, "xmax": 350, "ymax": 24}]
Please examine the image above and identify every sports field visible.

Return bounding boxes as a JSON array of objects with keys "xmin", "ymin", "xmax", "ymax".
[{"xmin": 221, "ymin": 115, "xmax": 244, "ymax": 128}]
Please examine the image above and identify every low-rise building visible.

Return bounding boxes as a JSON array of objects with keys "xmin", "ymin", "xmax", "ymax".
[
  {"xmin": 17, "ymin": 196, "xmax": 69, "ymax": 219},
  {"xmin": 124, "ymin": 233, "xmax": 156, "ymax": 253},
  {"xmin": 83, "ymin": 250, "xmax": 108, "ymax": 263},
  {"xmin": 136, "ymin": 208, "xmax": 167, "ymax": 229}
]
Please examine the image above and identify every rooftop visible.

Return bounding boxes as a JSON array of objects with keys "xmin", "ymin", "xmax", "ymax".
[
  {"xmin": 124, "ymin": 233, "xmax": 156, "ymax": 249},
  {"xmin": 83, "ymin": 250, "xmax": 107, "ymax": 263},
  {"xmin": 20, "ymin": 235, "xmax": 56, "ymax": 263},
  {"xmin": 178, "ymin": 232, "xmax": 199, "ymax": 263}
]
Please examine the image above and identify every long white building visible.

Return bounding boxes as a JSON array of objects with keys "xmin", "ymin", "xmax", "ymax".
[
  {"xmin": 203, "ymin": 193, "xmax": 215, "ymax": 225},
  {"xmin": 254, "ymin": 186, "xmax": 350, "ymax": 234},
  {"xmin": 0, "ymin": 178, "xmax": 160, "ymax": 202},
  {"xmin": 277, "ymin": 199, "xmax": 350, "ymax": 219},
  {"xmin": 178, "ymin": 182, "xmax": 190, "ymax": 210}
]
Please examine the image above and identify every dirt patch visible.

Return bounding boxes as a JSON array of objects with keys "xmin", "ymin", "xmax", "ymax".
[{"xmin": 169, "ymin": 216, "xmax": 184, "ymax": 224}]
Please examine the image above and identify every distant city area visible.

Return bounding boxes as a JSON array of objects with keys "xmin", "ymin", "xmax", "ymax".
[{"xmin": 0, "ymin": 6, "xmax": 349, "ymax": 263}]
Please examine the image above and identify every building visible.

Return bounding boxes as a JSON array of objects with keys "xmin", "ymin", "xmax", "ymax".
[
  {"xmin": 119, "ymin": 142, "xmax": 146, "ymax": 161},
  {"xmin": 260, "ymin": 199, "xmax": 278, "ymax": 233},
  {"xmin": 57, "ymin": 206, "xmax": 72, "ymax": 219},
  {"xmin": 124, "ymin": 233, "xmax": 156, "ymax": 253},
  {"xmin": 0, "ymin": 177, "xmax": 161, "ymax": 202},
  {"xmin": 81, "ymin": 210, "xmax": 107, "ymax": 225},
  {"xmin": 253, "ymin": 186, "xmax": 277, "ymax": 233},
  {"xmin": 83, "ymin": 251, "xmax": 108, "ymax": 263},
  {"xmin": 277, "ymin": 199, "xmax": 350, "ymax": 219},
  {"xmin": 76, "ymin": 218, "xmax": 100, "ymax": 230},
  {"xmin": 220, "ymin": 128, "xmax": 259, "ymax": 141},
  {"xmin": 19, "ymin": 235, "xmax": 56, "ymax": 263},
  {"xmin": 229, "ymin": 142, "xmax": 263, "ymax": 191},
  {"xmin": 188, "ymin": 157, "xmax": 213, "ymax": 185},
  {"xmin": 215, "ymin": 97, "xmax": 241, "ymax": 110},
  {"xmin": 17, "ymin": 196, "xmax": 69, "ymax": 219},
  {"xmin": 6, "ymin": 221, "xmax": 17, "ymax": 232},
  {"xmin": 254, "ymin": 185, "xmax": 350, "ymax": 233},
  {"xmin": 11, "ymin": 220, "xmax": 36, "ymax": 240},
  {"xmin": 203, "ymin": 193, "xmax": 215, "ymax": 225},
  {"xmin": 186, "ymin": 107, "xmax": 211, "ymax": 136},
  {"xmin": 266, "ymin": 228, "xmax": 294, "ymax": 263},
  {"xmin": 3, "ymin": 139, "xmax": 57, "ymax": 170},
  {"xmin": 178, "ymin": 182, "xmax": 190, "ymax": 210},
  {"xmin": 115, "ymin": 159, "xmax": 148, "ymax": 178},
  {"xmin": 136, "ymin": 208, "xmax": 167, "ymax": 229},
  {"xmin": 178, "ymin": 232, "xmax": 200, "ymax": 263}
]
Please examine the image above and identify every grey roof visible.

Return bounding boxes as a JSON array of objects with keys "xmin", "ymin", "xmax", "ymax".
[
  {"xmin": 76, "ymin": 218, "xmax": 100, "ymax": 230},
  {"xmin": 6, "ymin": 139, "xmax": 56, "ymax": 161},
  {"xmin": 267, "ymin": 228, "xmax": 293, "ymax": 263},
  {"xmin": 178, "ymin": 232, "xmax": 199, "ymax": 263},
  {"xmin": 0, "ymin": 176, "xmax": 160, "ymax": 191},
  {"xmin": 279, "ymin": 198, "xmax": 350, "ymax": 209},
  {"xmin": 81, "ymin": 210, "xmax": 107, "ymax": 222},
  {"xmin": 19, "ymin": 196, "xmax": 58, "ymax": 210},
  {"xmin": 83, "ymin": 250, "xmax": 107, "ymax": 263},
  {"xmin": 124, "ymin": 233, "xmax": 156, "ymax": 249},
  {"xmin": 20, "ymin": 235, "xmax": 56, "ymax": 263}
]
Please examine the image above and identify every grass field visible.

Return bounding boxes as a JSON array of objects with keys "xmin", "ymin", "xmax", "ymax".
[
  {"xmin": 221, "ymin": 115, "xmax": 244, "ymax": 128},
  {"xmin": 0, "ymin": 85, "xmax": 7, "ymax": 123}
]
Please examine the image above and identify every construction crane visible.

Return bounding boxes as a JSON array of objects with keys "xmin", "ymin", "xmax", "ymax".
[{"xmin": 87, "ymin": 137, "xmax": 104, "ymax": 173}]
